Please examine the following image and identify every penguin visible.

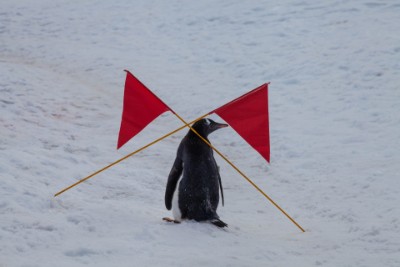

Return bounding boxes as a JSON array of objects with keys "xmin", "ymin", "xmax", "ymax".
[{"xmin": 164, "ymin": 118, "xmax": 228, "ymax": 227}]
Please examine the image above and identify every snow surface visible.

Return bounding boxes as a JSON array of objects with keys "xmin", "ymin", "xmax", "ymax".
[{"xmin": 1, "ymin": 0, "xmax": 400, "ymax": 266}]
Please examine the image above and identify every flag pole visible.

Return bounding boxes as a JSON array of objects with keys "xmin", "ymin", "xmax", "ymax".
[
  {"xmin": 172, "ymin": 112, "xmax": 305, "ymax": 233},
  {"xmin": 54, "ymin": 114, "xmax": 209, "ymax": 197}
]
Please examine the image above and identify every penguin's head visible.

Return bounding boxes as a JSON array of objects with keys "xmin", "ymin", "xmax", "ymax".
[{"xmin": 191, "ymin": 118, "xmax": 228, "ymax": 137}]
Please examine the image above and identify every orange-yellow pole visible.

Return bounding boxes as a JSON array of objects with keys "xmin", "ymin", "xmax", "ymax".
[
  {"xmin": 54, "ymin": 111, "xmax": 305, "ymax": 233},
  {"xmin": 54, "ymin": 114, "xmax": 209, "ymax": 197}
]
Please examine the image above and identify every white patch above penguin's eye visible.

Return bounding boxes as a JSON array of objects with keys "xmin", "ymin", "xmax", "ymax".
[{"xmin": 205, "ymin": 118, "xmax": 211, "ymax": 126}]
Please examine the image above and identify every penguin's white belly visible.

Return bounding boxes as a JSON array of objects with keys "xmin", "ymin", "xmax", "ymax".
[{"xmin": 172, "ymin": 176, "xmax": 183, "ymax": 221}]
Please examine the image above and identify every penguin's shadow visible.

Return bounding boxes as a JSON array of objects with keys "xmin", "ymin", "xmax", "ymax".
[{"xmin": 162, "ymin": 218, "xmax": 231, "ymax": 233}]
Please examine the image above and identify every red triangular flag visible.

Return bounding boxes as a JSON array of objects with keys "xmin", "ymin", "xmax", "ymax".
[
  {"xmin": 117, "ymin": 70, "xmax": 171, "ymax": 149},
  {"xmin": 210, "ymin": 83, "xmax": 270, "ymax": 162}
]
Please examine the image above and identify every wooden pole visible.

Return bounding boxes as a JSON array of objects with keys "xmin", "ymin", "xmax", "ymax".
[
  {"xmin": 172, "ymin": 113, "xmax": 305, "ymax": 233},
  {"xmin": 54, "ymin": 114, "xmax": 209, "ymax": 197},
  {"xmin": 54, "ymin": 110, "xmax": 305, "ymax": 233}
]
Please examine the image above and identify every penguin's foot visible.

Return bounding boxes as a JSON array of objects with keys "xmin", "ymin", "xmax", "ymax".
[
  {"xmin": 162, "ymin": 217, "xmax": 181, "ymax": 224},
  {"xmin": 210, "ymin": 218, "xmax": 228, "ymax": 228}
]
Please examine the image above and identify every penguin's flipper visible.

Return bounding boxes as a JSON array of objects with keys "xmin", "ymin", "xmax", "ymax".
[
  {"xmin": 165, "ymin": 154, "xmax": 183, "ymax": 210},
  {"xmin": 217, "ymin": 172, "xmax": 224, "ymax": 207},
  {"xmin": 162, "ymin": 217, "xmax": 181, "ymax": 224},
  {"xmin": 210, "ymin": 218, "xmax": 228, "ymax": 228}
]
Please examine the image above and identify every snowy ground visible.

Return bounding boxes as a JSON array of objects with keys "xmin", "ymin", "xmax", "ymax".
[{"xmin": 1, "ymin": 0, "xmax": 400, "ymax": 266}]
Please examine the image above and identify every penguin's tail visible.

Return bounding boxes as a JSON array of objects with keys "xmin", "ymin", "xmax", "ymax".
[{"xmin": 210, "ymin": 218, "xmax": 228, "ymax": 228}]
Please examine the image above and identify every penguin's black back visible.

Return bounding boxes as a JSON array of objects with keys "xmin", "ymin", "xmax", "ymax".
[
  {"xmin": 165, "ymin": 119, "xmax": 225, "ymax": 223},
  {"xmin": 179, "ymin": 134, "xmax": 221, "ymax": 220}
]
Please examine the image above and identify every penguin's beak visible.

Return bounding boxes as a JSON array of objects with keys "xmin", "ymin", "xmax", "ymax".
[{"xmin": 210, "ymin": 121, "xmax": 229, "ymax": 132}]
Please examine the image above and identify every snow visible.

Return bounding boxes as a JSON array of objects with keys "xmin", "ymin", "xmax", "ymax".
[{"xmin": 1, "ymin": 0, "xmax": 400, "ymax": 266}]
